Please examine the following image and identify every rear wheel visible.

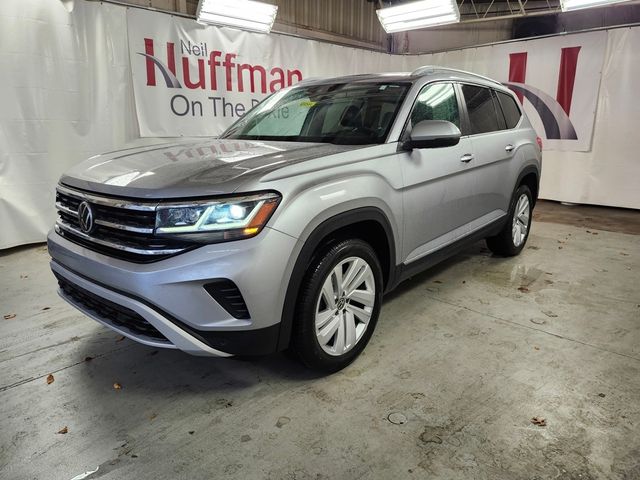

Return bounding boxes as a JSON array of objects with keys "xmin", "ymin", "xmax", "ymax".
[
  {"xmin": 486, "ymin": 185, "xmax": 533, "ymax": 256},
  {"xmin": 291, "ymin": 239, "xmax": 383, "ymax": 372}
]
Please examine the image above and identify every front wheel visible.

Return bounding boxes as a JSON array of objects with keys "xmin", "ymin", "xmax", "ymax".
[
  {"xmin": 486, "ymin": 185, "xmax": 533, "ymax": 256},
  {"xmin": 291, "ymin": 239, "xmax": 383, "ymax": 372}
]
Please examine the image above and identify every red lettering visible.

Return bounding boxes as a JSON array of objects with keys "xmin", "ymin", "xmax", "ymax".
[
  {"xmin": 287, "ymin": 69, "xmax": 302, "ymax": 86},
  {"xmin": 508, "ymin": 52, "xmax": 527, "ymax": 103},
  {"xmin": 238, "ymin": 64, "xmax": 267, "ymax": 93},
  {"xmin": 182, "ymin": 57, "xmax": 206, "ymax": 89},
  {"xmin": 144, "ymin": 38, "xmax": 156, "ymax": 86},
  {"xmin": 556, "ymin": 47, "xmax": 581, "ymax": 115},
  {"xmin": 270, "ymin": 67, "xmax": 285, "ymax": 92}
]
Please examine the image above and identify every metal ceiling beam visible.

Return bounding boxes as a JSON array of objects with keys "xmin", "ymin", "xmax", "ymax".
[{"xmin": 458, "ymin": 0, "xmax": 562, "ymax": 22}]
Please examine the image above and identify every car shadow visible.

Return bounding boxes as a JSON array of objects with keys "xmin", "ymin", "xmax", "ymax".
[
  {"xmin": 73, "ymin": 240, "xmax": 509, "ymax": 399},
  {"xmin": 75, "ymin": 331, "xmax": 325, "ymax": 396}
]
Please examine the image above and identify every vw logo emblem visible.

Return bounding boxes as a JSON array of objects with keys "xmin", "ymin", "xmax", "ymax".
[{"xmin": 77, "ymin": 201, "xmax": 95, "ymax": 233}]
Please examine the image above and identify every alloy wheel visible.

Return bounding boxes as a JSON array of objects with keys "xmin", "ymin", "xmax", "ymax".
[
  {"xmin": 314, "ymin": 256, "xmax": 376, "ymax": 356},
  {"xmin": 512, "ymin": 193, "xmax": 530, "ymax": 247}
]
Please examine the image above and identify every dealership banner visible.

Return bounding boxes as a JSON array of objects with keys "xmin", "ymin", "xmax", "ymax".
[
  {"xmin": 2, "ymin": 0, "xmax": 639, "ymax": 250},
  {"xmin": 125, "ymin": 8, "xmax": 406, "ymax": 137},
  {"xmin": 422, "ymin": 31, "xmax": 607, "ymax": 152},
  {"xmin": 128, "ymin": 8, "xmax": 606, "ymax": 152}
]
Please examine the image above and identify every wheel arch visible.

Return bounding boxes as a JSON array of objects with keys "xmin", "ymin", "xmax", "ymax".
[
  {"xmin": 276, "ymin": 207, "xmax": 397, "ymax": 351},
  {"xmin": 515, "ymin": 165, "xmax": 540, "ymax": 205}
]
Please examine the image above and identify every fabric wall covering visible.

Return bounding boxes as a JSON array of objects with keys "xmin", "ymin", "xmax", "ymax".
[{"xmin": 1, "ymin": 0, "xmax": 638, "ymax": 249}]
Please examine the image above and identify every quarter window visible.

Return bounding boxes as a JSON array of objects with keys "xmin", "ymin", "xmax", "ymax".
[
  {"xmin": 410, "ymin": 83, "xmax": 460, "ymax": 128},
  {"xmin": 461, "ymin": 85, "xmax": 502, "ymax": 135},
  {"xmin": 496, "ymin": 91, "xmax": 522, "ymax": 129}
]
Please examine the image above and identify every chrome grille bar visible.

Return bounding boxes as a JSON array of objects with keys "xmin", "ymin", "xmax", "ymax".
[
  {"xmin": 56, "ymin": 184, "xmax": 158, "ymax": 211},
  {"xmin": 55, "ymin": 185, "xmax": 190, "ymax": 260},
  {"xmin": 55, "ymin": 201, "xmax": 155, "ymax": 234},
  {"xmin": 55, "ymin": 220, "xmax": 183, "ymax": 256}
]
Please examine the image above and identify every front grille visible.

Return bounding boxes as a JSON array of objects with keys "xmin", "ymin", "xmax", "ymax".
[
  {"xmin": 54, "ymin": 272, "xmax": 168, "ymax": 342},
  {"xmin": 55, "ymin": 185, "xmax": 192, "ymax": 262}
]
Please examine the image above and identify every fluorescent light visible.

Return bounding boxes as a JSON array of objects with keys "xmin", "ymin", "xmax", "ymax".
[
  {"xmin": 196, "ymin": 0, "xmax": 278, "ymax": 33},
  {"xmin": 377, "ymin": 0, "xmax": 460, "ymax": 33},
  {"xmin": 560, "ymin": 0, "xmax": 632, "ymax": 11}
]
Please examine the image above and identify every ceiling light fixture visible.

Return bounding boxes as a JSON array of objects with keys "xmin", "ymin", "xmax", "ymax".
[
  {"xmin": 377, "ymin": 0, "xmax": 461, "ymax": 33},
  {"xmin": 196, "ymin": 0, "xmax": 278, "ymax": 34},
  {"xmin": 560, "ymin": 0, "xmax": 632, "ymax": 11}
]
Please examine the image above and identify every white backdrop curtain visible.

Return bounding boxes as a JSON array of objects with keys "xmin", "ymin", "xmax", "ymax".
[{"xmin": 1, "ymin": 0, "xmax": 638, "ymax": 249}]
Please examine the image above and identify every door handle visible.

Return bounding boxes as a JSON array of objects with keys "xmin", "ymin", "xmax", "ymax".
[
  {"xmin": 460, "ymin": 153, "xmax": 474, "ymax": 163},
  {"xmin": 505, "ymin": 144, "xmax": 514, "ymax": 152}
]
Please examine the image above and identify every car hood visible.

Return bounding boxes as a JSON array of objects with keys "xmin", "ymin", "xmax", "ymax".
[{"xmin": 60, "ymin": 138, "xmax": 360, "ymax": 199}]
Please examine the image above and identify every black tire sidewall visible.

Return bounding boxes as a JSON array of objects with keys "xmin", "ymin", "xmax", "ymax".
[{"xmin": 293, "ymin": 239, "xmax": 383, "ymax": 372}]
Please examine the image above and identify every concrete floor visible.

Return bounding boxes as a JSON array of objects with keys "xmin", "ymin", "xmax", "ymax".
[{"xmin": 1, "ymin": 208, "xmax": 639, "ymax": 480}]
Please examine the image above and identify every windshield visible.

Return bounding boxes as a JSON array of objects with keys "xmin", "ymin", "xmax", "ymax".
[{"xmin": 221, "ymin": 82, "xmax": 410, "ymax": 145}]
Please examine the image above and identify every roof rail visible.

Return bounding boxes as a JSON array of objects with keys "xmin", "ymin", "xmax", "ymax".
[{"xmin": 411, "ymin": 65, "xmax": 502, "ymax": 86}]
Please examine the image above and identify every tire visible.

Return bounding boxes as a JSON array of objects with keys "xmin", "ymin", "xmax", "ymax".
[
  {"xmin": 486, "ymin": 184, "xmax": 533, "ymax": 256},
  {"xmin": 291, "ymin": 239, "xmax": 383, "ymax": 373}
]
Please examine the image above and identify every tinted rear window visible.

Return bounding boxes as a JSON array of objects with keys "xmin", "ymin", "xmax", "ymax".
[
  {"xmin": 461, "ymin": 85, "xmax": 502, "ymax": 135},
  {"xmin": 496, "ymin": 91, "xmax": 522, "ymax": 129}
]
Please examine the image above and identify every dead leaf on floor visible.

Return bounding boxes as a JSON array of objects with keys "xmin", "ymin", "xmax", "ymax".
[
  {"xmin": 531, "ymin": 417, "xmax": 547, "ymax": 427},
  {"xmin": 558, "ymin": 246, "xmax": 563, "ymax": 250},
  {"xmin": 534, "ymin": 346, "xmax": 540, "ymax": 351},
  {"xmin": 518, "ymin": 286, "xmax": 530, "ymax": 293},
  {"xmin": 3, "ymin": 314, "xmax": 16, "ymax": 320},
  {"xmin": 591, "ymin": 232, "xmax": 599, "ymax": 235},
  {"xmin": 20, "ymin": 275, "xmax": 28, "ymax": 279},
  {"xmin": 42, "ymin": 307, "xmax": 51, "ymax": 311},
  {"xmin": 57, "ymin": 426, "xmax": 68, "ymax": 434},
  {"xmin": 84, "ymin": 356, "xmax": 93, "ymax": 362},
  {"xmin": 620, "ymin": 252, "xmax": 629, "ymax": 256},
  {"xmin": 46, "ymin": 374, "xmax": 55, "ymax": 385},
  {"xmin": 116, "ymin": 336, "xmax": 125, "ymax": 342},
  {"xmin": 149, "ymin": 413, "xmax": 157, "ymax": 421},
  {"xmin": 113, "ymin": 382, "xmax": 122, "ymax": 390},
  {"xmin": 433, "ymin": 280, "xmax": 442, "ymax": 284}
]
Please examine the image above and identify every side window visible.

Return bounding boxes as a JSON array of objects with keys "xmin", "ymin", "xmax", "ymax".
[
  {"xmin": 461, "ymin": 84, "xmax": 502, "ymax": 135},
  {"xmin": 410, "ymin": 83, "xmax": 460, "ymax": 128},
  {"xmin": 496, "ymin": 91, "xmax": 522, "ymax": 129}
]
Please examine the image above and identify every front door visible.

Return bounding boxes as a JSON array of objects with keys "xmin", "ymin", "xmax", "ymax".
[{"xmin": 399, "ymin": 82, "xmax": 477, "ymax": 265}]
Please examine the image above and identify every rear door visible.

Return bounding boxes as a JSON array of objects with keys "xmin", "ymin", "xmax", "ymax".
[
  {"xmin": 458, "ymin": 84, "xmax": 520, "ymax": 228},
  {"xmin": 399, "ymin": 82, "xmax": 477, "ymax": 265}
]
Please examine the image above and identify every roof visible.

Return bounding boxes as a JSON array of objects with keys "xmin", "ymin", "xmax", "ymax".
[{"xmin": 296, "ymin": 66, "xmax": 506, "ymax": 90}]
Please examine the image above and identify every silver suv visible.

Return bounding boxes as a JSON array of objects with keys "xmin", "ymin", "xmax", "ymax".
[{"xmin": 48, "ymin": 66, "xmax": 541, "ymax": 372}]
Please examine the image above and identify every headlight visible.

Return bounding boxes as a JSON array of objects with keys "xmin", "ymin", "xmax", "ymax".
[{"xmin": 155, "ymin": 192, "xmax": 281, "ymax": 241}]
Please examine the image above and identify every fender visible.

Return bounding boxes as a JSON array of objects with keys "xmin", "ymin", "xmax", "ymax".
[
  {"xmin": 276, "ymin": 207, "xmax": 397, "ymax": 351},
  {"xmin": 515, "ymin": 164, "xmax": 540, "ymax": 202}
]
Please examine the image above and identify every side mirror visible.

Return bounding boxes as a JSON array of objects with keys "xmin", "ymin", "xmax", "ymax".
[{"xmin": 403, "ymin": 120, "xmax": 462, "ymax": 150}]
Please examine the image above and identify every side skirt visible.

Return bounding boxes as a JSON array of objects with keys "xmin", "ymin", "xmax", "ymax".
[{"xmin": 392, "ymin": 216, "xmax": 507, "ymax": 288}]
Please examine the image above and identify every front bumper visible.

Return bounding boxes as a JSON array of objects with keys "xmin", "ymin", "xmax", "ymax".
[{"xmin": 48, "ymin": 226, "xmax": 298, "ymax": 356}]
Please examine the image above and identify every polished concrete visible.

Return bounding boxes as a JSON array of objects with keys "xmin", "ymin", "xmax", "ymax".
[{"xmin": 1, "ymin": 208, "xmax": 639, "ymax": 479}]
